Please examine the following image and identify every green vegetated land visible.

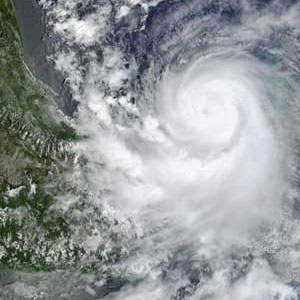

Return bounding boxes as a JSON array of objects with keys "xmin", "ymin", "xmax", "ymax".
[
  {"xmin": 0, "ymin": 0, "xmax": 81, "ymax": 271},
  {"xmin": 0, "ymin": 1, "xmax": 128, "ymax": 278}
]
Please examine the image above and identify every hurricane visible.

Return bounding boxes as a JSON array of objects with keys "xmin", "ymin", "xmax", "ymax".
[{"xmin": 4, "ymin": 0, "xmax": 300, "ymax": 299}]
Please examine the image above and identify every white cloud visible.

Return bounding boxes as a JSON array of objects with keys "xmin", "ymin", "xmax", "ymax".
[{"xmin": 32, "ymin": 1, "xmax": 300, "ymax": 299}]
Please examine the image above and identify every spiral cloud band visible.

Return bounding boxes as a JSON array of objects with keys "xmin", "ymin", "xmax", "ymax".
[{"xmin": 150, "ymin": 53, "xmax": 285, "ymax": 242}]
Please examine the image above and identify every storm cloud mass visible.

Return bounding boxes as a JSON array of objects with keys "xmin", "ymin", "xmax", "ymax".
[{"xmin": 6, "ymin": 0, "xmax": 300, "ymax": 299}]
